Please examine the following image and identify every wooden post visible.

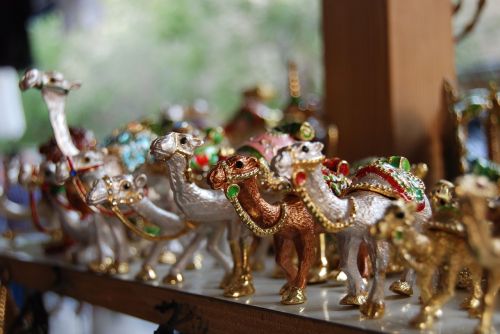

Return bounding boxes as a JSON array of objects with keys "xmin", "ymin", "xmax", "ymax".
[{"xmin": 323, "ymin": 0, "xmax": 456, "ymax": 183}]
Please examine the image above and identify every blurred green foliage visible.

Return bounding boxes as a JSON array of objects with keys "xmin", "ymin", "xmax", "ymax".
[{"xmin": 1, "ymin": 0, "xmax": 322, "ymax": 152}]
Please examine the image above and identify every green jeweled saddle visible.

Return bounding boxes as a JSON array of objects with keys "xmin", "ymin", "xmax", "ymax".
[{"xmin": 343, "ymin": 156, "xmax": 426, "ymax": 211}]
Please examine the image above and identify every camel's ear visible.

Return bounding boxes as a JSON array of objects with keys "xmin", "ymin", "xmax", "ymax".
[
  {"xmin": 313, "ymin": 141, "xmax": 324, "ymax": 152},
  {"xmin": 405, "ymin": 201, "xmax": 417, "ymax": 213},
  {"xmin": 191, "ymin": 136, "xmax": 204, "ymax": 148},
  {"xmin": 134, "ymin": 174, "xmax": 148, "ymax": 188},
  {"xmin": 101, "ymin": 147, "xmax": 109, "ymax": 156}
]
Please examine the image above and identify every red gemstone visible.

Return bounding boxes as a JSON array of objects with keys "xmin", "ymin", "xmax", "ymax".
[
  {"xmin": 294, "ymin": 171, "xmax": 307, "ymax": 186},
  {"xmin": 195, "ymin": 154, "xmax": 209, "ymax": 166}
]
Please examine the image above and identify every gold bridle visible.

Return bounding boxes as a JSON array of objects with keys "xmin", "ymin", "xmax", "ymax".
[
  {"xmin": 220, "ymin": 160, "xmax": 287, "ymax": 237},
  {"xmin": 102, "ymin": 175, "xmax": 196, "ymax": 241},
  {"xmin": 288, "ymin": 147, "xmax": 356, "ymax": 233}
]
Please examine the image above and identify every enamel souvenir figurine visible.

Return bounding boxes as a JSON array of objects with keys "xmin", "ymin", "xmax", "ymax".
[
  {"xmin": 86, "ymin": 173, "xmax": 196, "ymax": 282},
  {"xmin": 371, "ymin": 180, "xmax": 484, "ymax": 330},
  {"xmin": 455, "ymin": 175, "xmax": 499, "ymax": 334},
  {"xmin": 150, "ymin": 132, "xmax": 255, "ymax": 297},
  {"xmin": 208, "ymin": 155, "xmax": 353, "ymax": 304},
  {"xmin": 272, "ymin": 141, "xmax": 431, "ymax": 318},
  {"xmin": 19, "ymin": 70, "xmax": 132, "ymax": 274}
]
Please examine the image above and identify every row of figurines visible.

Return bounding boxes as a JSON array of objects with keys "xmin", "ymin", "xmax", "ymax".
[{"xmin": 1, "ymin": 69, "xmax": 499, "ymax": 334}]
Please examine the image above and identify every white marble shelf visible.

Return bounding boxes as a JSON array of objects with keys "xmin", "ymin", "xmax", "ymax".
[{"xmin": 0, "ymin": 244, "xmax": 499, "ymax": 334}]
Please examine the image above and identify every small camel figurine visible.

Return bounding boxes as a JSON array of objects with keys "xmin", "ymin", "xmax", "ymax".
[
  {"xmin": 455, "ymin": 174, "xmax": 499, "ymax": 334},
  {"xmin": 208, "ymin": 155, "xmax": 354, "ymax": 304},
  {"xmin": 86, "ymin": 173, "xmax": 233, "ymax": 284},
  {"xmin": 272, "ymin": 141, "xmax": 431, "ymax": 318},
  {"xmin": 150, "ymin": 132, "xmax": 254, "ymax": 297},
  {"xmin": 371, "ymin": 197, "xmax": 483, "ymax": 330}
]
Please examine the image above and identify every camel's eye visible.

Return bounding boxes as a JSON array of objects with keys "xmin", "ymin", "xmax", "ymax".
[
  {"xmin": 122, "ymin": 182, "xmax": 131, "ymax": 190},
  {"xmin": 84, "ymin": 156, "xmax": 91, "ymax": 163},
  {"xmin": 301, "ymin": 145, "xmax": 309, "ymax": 153},
  {"xmin": 180, "ymin": 137, "xmax": 188, "ymax": 145},
  {"xmin": 235, "ymin": 161, "xmax": 244, "ymax": 169},
  {"xmin": 395, "ymin": 211, "xmax": 405, "ymax": 219}
]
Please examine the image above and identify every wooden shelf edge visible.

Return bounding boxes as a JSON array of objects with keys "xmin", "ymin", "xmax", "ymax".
[{"xmin": 0, "ymin": 253, "xmax": 377, "ymax": 334}]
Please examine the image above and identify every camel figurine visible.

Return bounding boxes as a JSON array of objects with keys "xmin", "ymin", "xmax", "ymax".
[
  {"xmin": 87, "ymin": 174, "xmax": 200, "ymax": 281},
  {"xmin": 208, "ymin": 155, "xmax": 353, "ymax": 304},
  {"xmin": 272, "ymin": 141, "xmax": 431, "ymax": 318},
  {"xmin": 19, "ymin": 69, "xmax": 131, "ymax": 274},
  {"xmin": 455, "ymin": 174, "xmax": 499, "ymax": 334},
  {"xmin": 371, "ymin": 197, "xmax": 483, "ymax": 330},
  {"xmin": 150, "ymin": 132, "xmax": 255, "ymax": 297}
]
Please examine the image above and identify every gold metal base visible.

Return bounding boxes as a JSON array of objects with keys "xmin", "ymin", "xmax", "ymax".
[
  {"xmin": 223, "ymin": 274, "xmax": 255, "ymax": 298},
  {"xmin": 108, "ymin": 261, "xmax": 130, "ymax": 275},
  {"xmin": 328, "ymin": 270, "xmax": 348, "ymax": 284},
  {"xmin": 410, "ymin": 311, "xmax": 436, "ymax": 330},
  {"xmin": 158, "ymin": 250, "xmax": 177, "ymax": 265},
  {"xmin": 339, "ymin": 293, "xmax": 367, "ymax": 306},
  {"xmin": 460, "ymin": 296, "xmax": 481, "ymax": 310},
  {"xmin": 279, "ymin": 283, "xmax": 290, "ymax": 296},
  {"xmin": 307, "ymin": 264, "xmax": 329, "ymax": 284},
  {"xmin": 163, "ymin": 273, "xmax": 184, "ymax": 285},
  {"xmin": 88, "ymin": 257, "xmax": 114, "ymax": 274},
  {"xmin": 281, "ymin": 287, "xmax": 306, "ymax": 305},
  {"xmin": 360, "ymin": 300, "xmax": 386, "ymax": 319},
  {"xmin": 186, "ymin": 254, "xmax": 203, "ymax": 270},
  {"xmin": 135, "ymin": 265, "xmax": 157, "ymax": 282},
  {"xmin": 389, "ymin": 280, "xmax": 413, "ymax": 296}
]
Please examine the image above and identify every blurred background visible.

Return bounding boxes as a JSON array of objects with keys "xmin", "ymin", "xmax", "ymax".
[{"xmin": 1, "ymin": 0, "xmax": 499, "ymax": 152}]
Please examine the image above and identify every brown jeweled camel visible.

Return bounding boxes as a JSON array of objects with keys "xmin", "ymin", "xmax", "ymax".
[{"xmin": 208, "ymin": 155, "xmax": 354, "ymax": 304}]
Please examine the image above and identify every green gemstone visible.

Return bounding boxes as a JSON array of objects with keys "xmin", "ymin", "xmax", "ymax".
[
  {"xmin": 394, "ymin": 229, "xmax": 404, "ymax": 240},
  {"xmin": 226, "ymin": 184, "xmax": 240, "ymax": 199}
]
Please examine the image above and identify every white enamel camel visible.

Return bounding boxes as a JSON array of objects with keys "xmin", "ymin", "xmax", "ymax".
[
  {"xmin": 150, "ymin": 132, "xmax": 254, "ymax": 297},
  {"xmin": 19, "ymin": 69, "xmax": 130, "ymax": 274},
  {"xmin": 272, "ymin": 141, "xmax": 431, "ymax": 318},
  {"xmin": 87, "ymin": 174, "xmax": 193, "ymax": 281}
]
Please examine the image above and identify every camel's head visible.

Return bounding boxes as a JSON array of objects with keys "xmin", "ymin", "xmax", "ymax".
[
  {"xmin": 455, "ymin": 174, "xmax": 498, "ymax": 199},
  {"xmin": 370, "ymin": 200, "xmax": 416, "ymax": 245},
  {"xmin": 208, "ymin": 155, "xmax": 260, "ymax": 191},
  {"xmin": 19, "ymin": 69, "xmax": 81, "ymax": 92},
  {"xmin": 87, "ymin": 173, "xmax": 147, "ymax": 206},
  {"xmin": 272, "ymin": 141, "xmax": 324, "ymax": 180},
  {"xmin": 430, "ymin": 179, "xmax": 458, "ymax": 211},
  {"xmin": 150, "ymin": 132, "xmax": 204, "ymax": 162},
  {"xmin": 455, "ymin": 174, "xmax": 498, "ymax": 220},
  {"xmin": 19, "ymin": 69, "xmax": 44, "ymax": 91}
]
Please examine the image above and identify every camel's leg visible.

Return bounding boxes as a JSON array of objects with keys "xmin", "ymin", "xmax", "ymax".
[
  {"xmin": 390, "ymin": 267, "xmax": 416, "ymax": 297},
  {"xmin": 206, "ymin": 224, "xmax": 231, "ymax": 274},
  {"xmin": 107, "ymin": 220, "xmax": 129, "ymax": 274},
  {"xmin": 417, "ymin": 269, "xmax": 434, "ymax": 306},
  {"xmin": 476, "ymin": 270, "xmax": 500, "ymax": 334},
  {"xmin": 338, "ymin": 234, "xmax": 366, "ymax": 306},
  {"xmin": 411, "ymin": 258, "xmax": 460, "ymax": 330},
  {"xmin": 226, "ymin": 219, "xmax": 243, "ymax": 281},
  {"xmin": 88, "ymin": 214, "xmax": 114, "ymax": 273},
  {"xmin": 252, "ymin": 236, "xmax": 272, "ymax": 271},
  {"xmin": 360, "ymin": 239, "xmax": 389, "ymax": 319},
  {"xmin": 460, "ymin": 261, "xmax": 483, "ymax": 314},
  {"xmin": 163, "ymin": 227, "xmax": 208, "ymax": 285},
  {"xmin": 274, "ymin": 235, "xmax": 297, "ymax": 295},
  {"xmin": 281, "ymin": 232, "xmax": 315, "ymax": 305},
  {"xmin": 135, "ymin": 240, "xmax": 167, "ymax": 282},
  {"xmin": 224, "ymin": 228, "xmax": 256, "ymax": 298}
]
